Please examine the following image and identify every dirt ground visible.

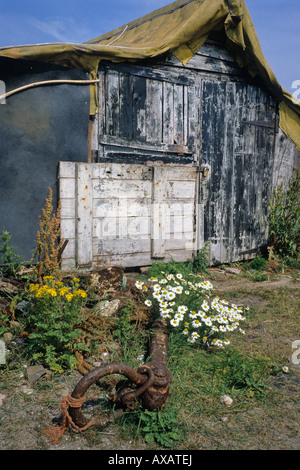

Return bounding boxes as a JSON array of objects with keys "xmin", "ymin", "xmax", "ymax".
[{"xmin": 0, "ymin": 266, "xmax": 299, "ymax": 451}]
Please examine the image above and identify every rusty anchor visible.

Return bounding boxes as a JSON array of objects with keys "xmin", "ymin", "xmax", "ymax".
[{"xmin": 44, "ymin": 318, "xmax": 172, "ymax": 443}]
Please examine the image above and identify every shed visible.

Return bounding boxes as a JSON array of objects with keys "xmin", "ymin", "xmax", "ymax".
[{"xmin": 0, "ymin": 0, "xmax": 299, "ymax": 269}]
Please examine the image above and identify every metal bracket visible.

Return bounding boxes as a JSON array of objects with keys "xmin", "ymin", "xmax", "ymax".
[{"xmin": 197, "ymin": 164, "xmax": 210, "ymax": 178}]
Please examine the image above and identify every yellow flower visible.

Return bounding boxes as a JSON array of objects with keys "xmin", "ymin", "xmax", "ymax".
[
  {"xmin": 48, "ymin": 289, "xmax": 57, "ymax": 297},
  {"xmin": 73, "ymin": 289, "xmax": 87, "ymax": 298},
  {"xmin": 73, "ymin": 277, "xmax": 80, "ymax": 283},
  {"xmin": 29, "ymin": 283, "xmax": 39, "ymax": 292},
  {"xmin": 66, "ymin": 293, "xmax": 73, "ymax": 302},
  {"xmin": 59, "ymin": 287, "xmax": 69, "ymax": 296},
  {"xmin": 56, "ymin": 281, "xmax": 64, "ymax": 287}
]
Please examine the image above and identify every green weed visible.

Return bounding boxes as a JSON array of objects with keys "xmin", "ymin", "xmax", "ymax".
[
  {"xmin": 0, "ymin": 230, "xmax": 24, "ymax": 277},
  {"xmin": 121, "ymin": 406, "xmax": 181, "ymax": 448},
  {"xmin": 269, "ymin": 169, "xmax": 300, "ymax": 258}
]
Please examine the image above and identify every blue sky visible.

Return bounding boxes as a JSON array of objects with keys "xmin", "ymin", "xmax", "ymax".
[{"xmin": 0, "ymin": 0, "xmax": 299, "ymax": 94}]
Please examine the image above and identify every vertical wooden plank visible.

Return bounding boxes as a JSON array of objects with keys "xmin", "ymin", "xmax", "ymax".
[
  {"xmin": 105, "ymin": 71, "xmax": 119, "ymax": 136},
  {"xmin": 97, "ymin": 70, "xmax": 105, "ymax": 135},
  {"xmin": 196, "ymin": 203, "xmax": 204, "ymax": 250},
  {"xmin": 162, "ymin": 81, "xmax": 174, "ymax": 145},
  {"xmin": 146, "ymin": 79, "xmax": 163, "ymax": 143},
  {"xmin": 220, "ymin": 81, "xmax": 235, "ymax": 263},
  {"xmin": 119, "ymin": 74, "xmax": 133, "ymax": 139},
  {"xmin": 132, "ymin": 75, "xmax": 147, "ymax": 141},
  {"xmin": 59, "ymin": 162, "xmax": 76, "ymax": 270},
  {"xmin": 76, "ymin": 163, "xmax": 93, "ymax": 267},
  {"xmin": 151, "ymin": 166, "xmax": 166, "ymax": 258},
  {"xmin": 173, "ymin": 84, "xmax": 184, "ymax": 145},
  {"xmin": 201, "ymin": 80, "xmax": 227, "ymax": 264},
  {"xmin": 187, "ymin": 84, "xmax": 201, "ymax": 159}
]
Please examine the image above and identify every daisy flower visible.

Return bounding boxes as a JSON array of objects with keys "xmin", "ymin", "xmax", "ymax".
[
  {"xmin": 189, "ymin": 311, "xmax": 198, "ymax": 319},
  {"xmin": 174, "ymin": 313, "xmax": 184, "ymax": 321},
  {"xmin": 135, "ymin": 281, "xmax": 144, "ymax": 290},
  {"xmin": 173, "ymin": 286, "xmax": 183, "ymax": 294},
  {"xmin": 187, "ymin": 337, "xmax": 196, "ymax": 343},
  {"xmin": 177, "ymin": 305, "xmax": 188, "ymax": 314},
  {"xmin": 170, "ymin": 318, "xmax": 180, "ymax": 327},
  {"xmin": 160, "ymin": 306, "xmax": 170, "ymax": 314},
  {"xmin": 153, "ymin": 291, "xmax": 162, "ymax": 299}
]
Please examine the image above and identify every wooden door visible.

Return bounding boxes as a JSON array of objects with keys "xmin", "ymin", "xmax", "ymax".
[{"xmin": 200, "ymin": 80, "xmax": 277, "ymax": 264}]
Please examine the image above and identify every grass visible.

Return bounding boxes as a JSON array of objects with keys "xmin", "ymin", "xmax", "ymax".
[{"xmin": 111, "ymin": 275, "xmax": 299, "ymax": 448}]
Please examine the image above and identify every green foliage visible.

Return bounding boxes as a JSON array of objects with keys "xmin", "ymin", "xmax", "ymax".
[
  {"xmin": 114, "ymin": 301, "xmax": 133, "ymax": 338},
  {"xmin": 123, "ymin": 407, "xmax": 181, "ymax": 448},
  {"xmin": 213, "ymin": 349, "xmax": 271, "ymax": 396},
  {"xmin": 148, "ymin": 243, "xmax": 210, "ymax": 280},
  {"xmin": 139, "ymin": 409, "xmax": 180, "ymax": 448},
  {"xmin": 25, "ymin": 276, "xmax": 88, "ymax": 372},
  {"xmin": 246, "ymin": 256, "xmax": 268, "ymax": 272},
  {"xmin": 148, "ymin": 259, "xmax": 191, "ymax": 280},
  {"xmin": 269, "ymin": 170, "xmax": 300, "ymax": 258},
  {"xmin": 0, "ymin": 309, "xmax": 10, "ymax": 336},
  {"xmin": 251, "ymin": 273, "xmax": 268, "ymax": 282},
  {"xmin": 0, "ymin": 230, "xmax": 24, "ymax": 277},
  {"xmin": 190, "ymin": 241, "xmax": 210, "ymax": 274},
  {"xmin": 113, "ymin": 301, "xmax": 149, "ymax": 367},
  {"xmin": 282, "ymin": 255, "xmax": 300, "ymax": 270}
]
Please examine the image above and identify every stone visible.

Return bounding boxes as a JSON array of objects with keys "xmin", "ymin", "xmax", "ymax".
[
  {"xmin": 27, "ymin": 365, "xmax": 47, "ymax": 384},
  {"xmin": 94, "ymin": 299, "xmax": 120, "ymax": 317},
  {"xmin": 21, "ymin": 385, "xmax": 34, "ymax": 395},
  {"xmin": 224, "ymin": 267, "xmax": 241, "ymax": 275},
  {"xmin": 100, "ymin": 352, "xmax": 110, "ymax": 362},
  {"xmin": 92, "ymin": 361, "xmax": 102, "ymax": 367},
  {"xmin": 0, "ymin": 394, "xmax": 6, "ymax": 406},
  {"xmin": 3, "ymin": 332, "xmax": 13, "ymax": 342},
  {"xmin": 220, "ymin": 395, "xmax": 233, "ymax": 406}
]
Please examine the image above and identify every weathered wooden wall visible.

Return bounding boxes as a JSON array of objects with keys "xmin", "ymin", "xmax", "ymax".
[
  {"xmin": 60, "ymin": 39, "xmax": 298, "ymax": 270},
  {"xmin": 59, "ymin": 162, "xmax": 197, "ymax": 270}
]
